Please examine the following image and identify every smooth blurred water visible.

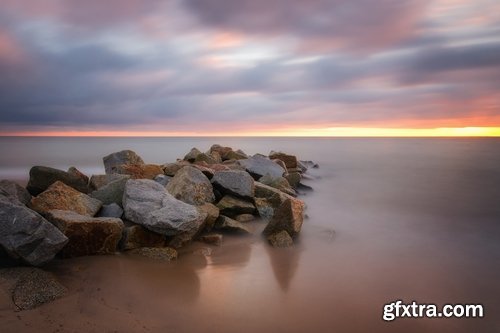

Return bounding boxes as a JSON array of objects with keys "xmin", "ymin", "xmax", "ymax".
[{"xmin": 1, "ymin": 137, "xmax": 499, "ymax": 332}]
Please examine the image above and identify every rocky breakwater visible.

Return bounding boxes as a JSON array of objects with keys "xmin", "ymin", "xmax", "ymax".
[{"xmin": 0, "ymin": 145, "xmax": 318, "ymax": 309}]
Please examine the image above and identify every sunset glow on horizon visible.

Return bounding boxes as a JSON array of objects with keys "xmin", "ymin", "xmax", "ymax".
[{"xmin": 3, "ymin": 127, "xmax": 500, "ymax": 137}]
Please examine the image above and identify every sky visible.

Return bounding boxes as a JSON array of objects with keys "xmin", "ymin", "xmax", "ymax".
[{"xmin": 0, "ymin": 0, "xmax": 499, "ymax": 136}]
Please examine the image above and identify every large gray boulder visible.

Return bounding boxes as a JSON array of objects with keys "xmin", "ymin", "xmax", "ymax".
[
  {"xmin": 26, "ymin": 166, "xmax": 89, "ymax": 195},
  {"xmin": 45, "ymin": 210, "xmax": 124, "ymax": 258},
  {"xmin": 30, "ymin": 181, "xmax": 102, "ymax": 217},
  {"xmin": 103, "ymin": 150, "xmax": 144, "ymax": 174},
  {"xmin": 123, "ymin": 179, "xmax": 206, "ymax": 245},
  {"xmin": 166, "ymin": 166, "xmax": 215, "ymax": 205},
  {"xmin": 90, "ymin": 176, "xmax": 129, "ymax": 206},
  {"xmin": 211, "ymin": 170, "xmax": 255, "ymax": 199},
  {"xmin": 0, "ymin": 196, "xmax": 68, "ymax": 266},
  {"xmin": 238, "ymin": 155, "xmax": 286, "ymax": 179},
  {"xmin": 0, "ymin": 180, "xmax": 31, "ymax": 205}
]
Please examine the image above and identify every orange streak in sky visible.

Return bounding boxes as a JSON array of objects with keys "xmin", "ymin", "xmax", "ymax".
[{"xmin": 2, "ymin": 127, "xmax": 500, "ymax": 137}]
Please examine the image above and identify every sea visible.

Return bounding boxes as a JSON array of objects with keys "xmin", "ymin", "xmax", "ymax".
[{"xmin": 1, "ymin": 137, "xmax": 499, "ymax": 332}]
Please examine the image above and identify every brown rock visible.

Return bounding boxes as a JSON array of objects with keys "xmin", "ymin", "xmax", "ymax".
[
  {"xmin": 263, "ymin": 198, "xmax": 304, "ymax": 238},
  {"xmin": 267, "ymin": 230, "xmax": 293, "ymax": 248},
  {"xmin": 45, "ymin": 210, "xmax": 124, "ymax": 258},
  {"xmin": 120, "ymin": 224, "xmax": 165, "ymax": 251},
  {"xmin": 166, "ymin": 166, "xmax": 215, "ymax": 205},
  {"xmin": 209, "ymin": 144, "xmax": 233, "ymax": 159},
  {"xmin": 103, "ymin": 150, "xmax": 144, "ymax": 174},
  {"xmin": 224, "ymin": 150, "xmax": 247, "ymax": 160},
  {"xmin": 269, "ymin": 152, "xmax": 298, "ymax": 169},
  {"xmin": 162, "ymin": 161, "xmax": 190, "ymax": 176},
  {"xmin": 31, "ymin": 181, "xmax": 102, "ymax": 217},
  {"xmin": 216, "ymin": 195, "xmax": 255, "ymax": 217},
  {"xmin": 214, "ymin": 216, "xmax": 252, "ymax": 234},
  {"xmin": 26, "ymin": 166, "xmax": 89, "ymax": 195},
  {"xmin": 112, "ymin": 164, "xmax": 163, "ymax": 179},
  {"xmin": 285, "ymin": 172, "xmax": 302, "ymax": 189},
  {"xmin": 89, "ymin": 174, "xmax": 130, "ymax": 191},
  {"xmin": 197, "ymin": 203, "xmax": 220, "ymax": 232}
]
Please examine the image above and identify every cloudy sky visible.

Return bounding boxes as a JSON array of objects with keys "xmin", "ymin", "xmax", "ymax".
[{"xmin": 0, "ymin": 0, "xmax": 499, "ymax": 136}]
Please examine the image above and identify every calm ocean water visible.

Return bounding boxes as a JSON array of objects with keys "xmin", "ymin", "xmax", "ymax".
[{"xmin": 1, "ymin": 137, "xmax": 500, "ymax": 332}]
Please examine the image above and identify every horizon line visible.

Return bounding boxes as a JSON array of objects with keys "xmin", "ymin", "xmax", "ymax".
[{"xmin": 1, "ymin": 126, "xmax": 500, "ymax": 137}]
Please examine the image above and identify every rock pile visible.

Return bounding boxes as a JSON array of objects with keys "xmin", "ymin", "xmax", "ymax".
[
  {"xmin": 1, "ymin": 144, "xmax": 317, "ymax": 266},
  {"xmin": 0, "ymin": 144, "xmax": 318, "ymax": 309}
]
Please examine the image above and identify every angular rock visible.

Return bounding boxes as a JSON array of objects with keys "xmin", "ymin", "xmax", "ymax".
[
  {"xmin": 209, "ymin": 144, "xmax": 233, "ymax": 159},
  {"xmin": 90, "ymin": 176, "xmax": 129, "ymax": 206},
  {"xmin": 238, "ymin": 155, "xmax": 285, "ymax": 179},
  {"xmin": 285, "ymin": 172, "xmax": 302, "ymax": 189},
  {"xmin": 0, "ymin": 180, "xmax": 31, "ymax": 205},
  {"xmin": 216, "ymin": 195, "xmax": 255, "ymax": 217},
  {"xmin": 263, "ymin": 199, "xmax": 305, "ymax": 238},
  {"xmin": 89, "ymin": 174, "xmax": 130, "ymax": 191},
  {"xmin": 154, "ymin": 174, "xmax": 172, "ymax": 186},
  {"xmin": 128, "ymin": 247, "xmax": 177, "ymax": 261},
  {"xmin": 259, "ymin": 174, "xmax": 296, "ymax": 196},
  {"xmin": 267, "ymin": 230, "xmax": 293, "ymax": 248},
  {"xmin": 208, "ymin": 151, "xmax": 223, "ymax": 163},
  {"xmin": 197, "ymin": 203, "xmax": 220, "ymax": 232},
  {"xmin": 26, "ymin": 166, "xmax": 89, "ymax": 196},
  {"xmin": 45, "ymin": 210, "xmax": 124, "ymax": 258},
  {"xmin": 194, "ymin": 153, "xmax": 218, "ymax": 165},
  {"xmin": 120, "ymin": 224, "xmax": 165, "ymax": 251},
  {"xmin": 273, "ymin": 160, "xmax": 288, "ymax": 176},
  {"xmin": 97, "ymin": 203, "xmax": 123, "ymax": 218},
  {"xmin": 223, "ymin": 150, "xmax": 247, "ymax": 161},
  {"xmin": 166, "ymin": 166, "xmax": 215, "ymax": 205},
  {"xmin": 0, "ymin": 196, "xmax": 68, "ymax": 266},
  {"xmin": 199, "ymin": 233, "xmax": 223, "ymax": 246},
  {"xmin": 123, "ymin": 179, "xmax": 206, "ymax": 243},
  {"xmin": 112, "ymin": 164, "xmax": 163, "ymax": 180},
  {"xmin": 191, "ymin": 164, "xmax": 216, "ymax": 179},
  {"xmin": 211, "ymin": 170, "xmax": 255, "ymax": 199},
  {"xmin": 103, "ymin": 150, "xmax": 144, "ymax": 174},
  {"xmin": 214, "ymin": 216, "xmax": 252, "ymax": 234},
  {"xmin": 269, "ymin": 151, "xmax": 298, "ymax": 169},
  {"xmin": 184, "ymin": 147, "xmax": 202, "ymax": 162},
  {"xmin": 31, "ymin": 181, "xmax": 102, "ymax": 217},
  {"xmin": 162, "ymin": 161, "xmax": 190, "ymax": 176},
  {"xmin": 254, "ymin": 198, "xmax": 275, "ymax": 220},
  {"xmin": 0, "ymin": 267, "xmax": 67, "ymax": 310}
]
